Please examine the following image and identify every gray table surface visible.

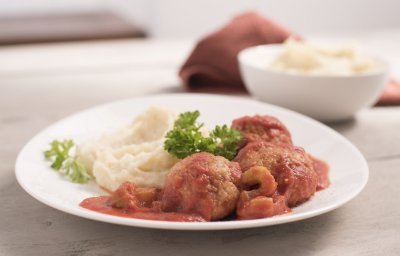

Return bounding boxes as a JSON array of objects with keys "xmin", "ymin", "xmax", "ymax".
[{"xmin": 1, "ymin": 39, "xmax": 400, "ymax": 255}]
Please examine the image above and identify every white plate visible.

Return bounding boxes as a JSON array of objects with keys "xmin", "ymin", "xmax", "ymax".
[{"xmin": 15, "ymin": 94, "xmax": 368, "ymax": 230}]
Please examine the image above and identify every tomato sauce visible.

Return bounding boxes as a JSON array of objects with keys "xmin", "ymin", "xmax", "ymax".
[
  {"xmin": 80, "ymin": 196, "xmax": 206, "ymax": 222},
  {"xmin": 312, "ymin": 156, "xmax": 330, "ymax": 191},
  {"xmin": 80, "ymin": 157, "xmax": 329, "ymax": 222}
]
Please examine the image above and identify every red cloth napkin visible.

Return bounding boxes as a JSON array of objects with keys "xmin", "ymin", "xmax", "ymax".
[
  {"xmin": 376, "ymin": 80, "xmax": 400, "ymax": 106},
  {"xmin": 179, "ymin": 11, "xmax": 400, "ymax": 106}
]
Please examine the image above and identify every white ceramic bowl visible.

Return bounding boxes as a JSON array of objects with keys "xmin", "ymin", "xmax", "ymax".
[{"xmin": 238, "ymin": 44, "xmax": 389, "ymax": 122}]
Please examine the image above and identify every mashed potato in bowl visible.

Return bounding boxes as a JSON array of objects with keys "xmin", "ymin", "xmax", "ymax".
[
  {"xmin": 270, "ymin": 38, "xmax": 378, "ymax": 75},
  {"xmin": 77, "ymin": 106, "xmax": 179, "ymax": 191}
]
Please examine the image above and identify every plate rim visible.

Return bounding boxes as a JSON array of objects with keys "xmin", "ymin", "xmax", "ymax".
[{"xmin": 15, "ymin": 93, "xmax": 369, "ymax": 230}]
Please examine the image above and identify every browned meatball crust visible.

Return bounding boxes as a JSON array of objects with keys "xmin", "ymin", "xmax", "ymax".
[
  {"xmin": 232, "ymin": 115, "xmax": 293, "ymax": 145},
  {"xmin": 234, "ymin": 141, "xmax": 317, "ymax": 206},
  {"xmin": 161, "ymin": 152, "xmax": 241, "ymax": 221}
]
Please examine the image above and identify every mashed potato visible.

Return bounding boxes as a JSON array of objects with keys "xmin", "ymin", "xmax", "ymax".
[
  {"xmin": 77, "ymin": 106, "xmax": 179, "ymax": 191},
  {"xmin": 270, "ymin": 38, "xmax": 377, "ymax": 75}
]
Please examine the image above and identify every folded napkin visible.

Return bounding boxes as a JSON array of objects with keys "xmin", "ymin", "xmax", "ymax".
[
  {"xmin": 179, "ymin": 11, "xmax": 400, "ymax": 105},
  {"xmin": 179, "ymin": 12, "xmax": 298, "ymax": 92},
  {"xmin": 377, "ymin": 80, "xmax": 400, "ymax": 106}
]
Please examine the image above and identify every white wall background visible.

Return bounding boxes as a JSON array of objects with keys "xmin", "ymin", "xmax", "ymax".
[{"xmin": 0, "ymin": 0, "xmax": 400, "ymax": 38}]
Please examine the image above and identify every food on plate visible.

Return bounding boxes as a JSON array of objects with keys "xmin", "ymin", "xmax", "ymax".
[
  {"xmin": 76, "ymin": 106, "xmax": 179, "ymax": 191},
  {"xmin": 232, "ymin": 115, "xmax": 293, "ymax": 146},
  {"xmin": 312, "ymin": 156, "xmax": 330, "ymax": 190},
  {"xmin": 236, "ymin": 166, "xmax": 290, "ymax": 220},
  {"xmin": 164, "ymin": 111, "xmax": 242, "ymax": 160},
  {"xmin": 44, "ymin": 107, "xmax": 330, "ymax": 222},
  {"xmin": 44, "ymin": 139, "xmax": 91, "ymax": 183},
  {"xmin": 234, "ymin": 141, "xmax": 319, "ymax": 206},
  {"xmin": 161, "ymin": 152, "xmax": 241, "ymax": 221},
  {"xmin": 80, "ymin": 182, "xmax": 206, "ymax": 222},
  {"xmin": 269, "ymin": 38, "xmax": 378, "ymax": 75}
]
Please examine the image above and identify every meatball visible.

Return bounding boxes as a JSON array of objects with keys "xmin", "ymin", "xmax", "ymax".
[
  {"xmin": 232, "ymin": 115, "xmax": 292, "ymax": 145},
  {"xmin": 234, "ymin": 141, "xmax": 317, "ymax": 206},
  {"xmin": 161, "ymin": 152, "xmax": 241, "ymax": 221}
]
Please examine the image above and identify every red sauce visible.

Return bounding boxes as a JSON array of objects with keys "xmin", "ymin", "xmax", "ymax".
[
  {"xmin": 80, "ymin": 196, "xmax": 206, "ymax": 222},
  {"xmin": 80, "ymin": 156, "xmax": 329, "ymax": 223},
  {"xmin": 312, "ymin": 156, "xmax": 330, "ymax": 191}
]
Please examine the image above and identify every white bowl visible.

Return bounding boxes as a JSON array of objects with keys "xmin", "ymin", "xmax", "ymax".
[{"xmin": 238, "ymin": 44, "xmax": 389, "ymax": 122}]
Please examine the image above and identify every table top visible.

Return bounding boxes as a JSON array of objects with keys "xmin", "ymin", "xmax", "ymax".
[{"xmin": 1, "ymin": 35, "xmax": 400, "ymax": 256}]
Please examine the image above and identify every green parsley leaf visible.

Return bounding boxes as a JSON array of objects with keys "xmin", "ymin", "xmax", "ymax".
[
  {"xmin": 44, "ymin": 139, "xmax": 91, "ymax": 183},
  {"xmin": 174, "ymin": 110, "xmax": 201, "ymax": 128},
  {"xmin": 210, "ymin": 125, "xmax": 243, "ymax": 161},
  {"xmin": 164, "ymin": 111, "xmax": 242, "ymax": 160},
  {"xmin": 164, "ymin": 111, "xmax": 205, "ymax": 159}
]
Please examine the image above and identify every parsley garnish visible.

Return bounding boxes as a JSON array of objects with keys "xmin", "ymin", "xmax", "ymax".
[
  {"xmin": 44, "ymin": 139, "xmax": 91, "ymax": 183},
  {"xmin": 164, "ymin": 111, "xmax": 242, "ymax": 160}
]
